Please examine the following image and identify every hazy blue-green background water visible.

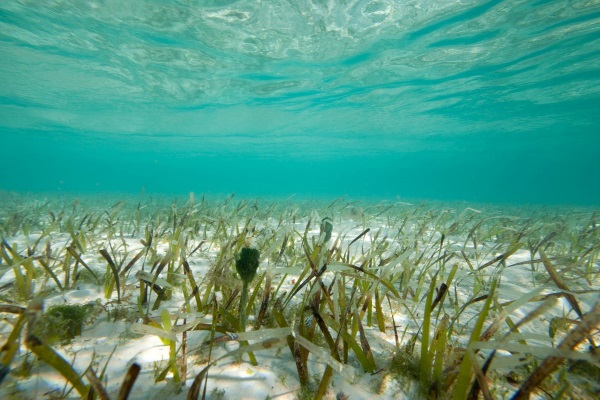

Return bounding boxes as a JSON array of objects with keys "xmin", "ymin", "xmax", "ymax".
[{"xmin": 1, "ymin": 0, "xmax": 599, "ymax": 204}]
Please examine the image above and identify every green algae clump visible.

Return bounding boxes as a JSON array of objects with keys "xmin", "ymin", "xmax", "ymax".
[
  {"xmin": 235, "ymin": 247, "xmax": 260, "ymax": 332},
  {"xmin": 33, "ymin": 304, "xmax": 92, "ymax": 343},
  {"xmin": 235, "ymin": 247, "xmax": 260, "ymax": 285}
]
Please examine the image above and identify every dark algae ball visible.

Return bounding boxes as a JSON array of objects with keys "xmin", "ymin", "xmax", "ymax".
[{"xmin": 236, "ymin": 247, "xmax": 260, "ymax": 284}]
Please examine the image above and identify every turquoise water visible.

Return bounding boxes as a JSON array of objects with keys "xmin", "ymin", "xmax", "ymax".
[{"xmin": 1, "ymin": 0, "xmax": 599, "ymax": 204}]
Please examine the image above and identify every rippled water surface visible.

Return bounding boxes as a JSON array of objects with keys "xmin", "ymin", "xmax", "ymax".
[{"xmin": 1, "ymin": 0, "xmax": 599, "ymax": 203}]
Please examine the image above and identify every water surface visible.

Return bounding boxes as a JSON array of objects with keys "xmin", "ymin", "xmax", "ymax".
[{"xmin": 1, "ymin": 0, "xmax": 599, "ymax": 203}]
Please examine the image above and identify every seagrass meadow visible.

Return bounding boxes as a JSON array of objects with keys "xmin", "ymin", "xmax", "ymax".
[
  {"xmin": 2, "ymin": 1, "xmax": 600, "ymax": 399},
  {"xmin": 0, "ymin": 192, "xmax": 598, "ymax": 399}
]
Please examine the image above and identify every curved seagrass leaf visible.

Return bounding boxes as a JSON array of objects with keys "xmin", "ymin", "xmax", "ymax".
[{"xmin": 117, "ymin": 363, "xmax": 141, "ymax": 400}]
